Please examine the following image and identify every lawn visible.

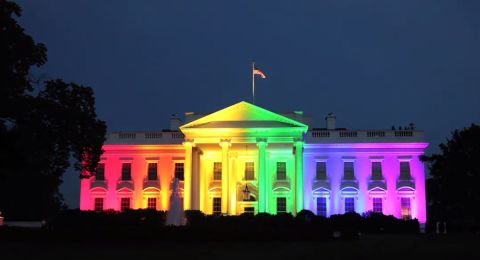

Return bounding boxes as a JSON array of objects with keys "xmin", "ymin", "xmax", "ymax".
[{"xmin": 0, "ymin": 232, "xmax": 478, "ymax": 260}]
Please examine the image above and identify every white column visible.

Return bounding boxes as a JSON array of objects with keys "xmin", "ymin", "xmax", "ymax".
[
  {"xmin": 220, "ymin": 139, "xmax": 231, "ymax": 215},
  {"xmin": 183, "ymin": 140, "xmax": 194, "ymax": 210},
  {"xmin": 294, "ymin": 140, "xmax": 304, "ymax": 214},
  {"xmin": 229, "ymin": 152, "xmax": 237, "ymax": 215},
  {"xmin": 257, "ymin": 138, "xmax": 267, "ymax": 213}
]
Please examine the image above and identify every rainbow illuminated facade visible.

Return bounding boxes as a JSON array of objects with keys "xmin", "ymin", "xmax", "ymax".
[{"xmin": 81, "ymin": 101, "xmax": 428, "ymax": 223}]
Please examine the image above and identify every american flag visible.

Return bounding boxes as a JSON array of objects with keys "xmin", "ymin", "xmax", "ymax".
[{"xmin": 253, "ymin": 67, "xmax": 267, "ymax": 78}]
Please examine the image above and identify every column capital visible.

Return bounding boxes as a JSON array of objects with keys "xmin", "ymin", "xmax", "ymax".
[
  {"xmin": 256, "ymin": 137, "xmax": 268, "ymax": 145},
  {"xmin": 219, "ymin": 139, "xmax": 231, "ymax": 148},
  {"xmin": 293, "ymin": 138, "xmax": 304, "ymax": 145}
]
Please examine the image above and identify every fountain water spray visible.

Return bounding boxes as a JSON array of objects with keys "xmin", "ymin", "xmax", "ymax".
[{"xmin": 165, "ymin": 178, "xmax": 185, "ymax": 226}]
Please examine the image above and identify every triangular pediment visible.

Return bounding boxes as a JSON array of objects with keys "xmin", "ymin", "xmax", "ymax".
[{"xmin": 180, "ymin": 101, "xmax": 308, "ymax": 130}]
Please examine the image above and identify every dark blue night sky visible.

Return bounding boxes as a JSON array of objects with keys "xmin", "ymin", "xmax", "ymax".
[{"xmin": 16, "ymin": 0, "xmax": 480, "ymax": 208}]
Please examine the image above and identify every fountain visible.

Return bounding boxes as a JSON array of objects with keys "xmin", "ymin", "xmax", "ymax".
[{"xmin": 165, "ymin": 178, "xmax": 185, "ymax": 226}]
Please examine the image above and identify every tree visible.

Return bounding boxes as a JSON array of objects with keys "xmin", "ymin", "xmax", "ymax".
[
  {"xmin": 0, "ymin": 0, "xmax": 106, "ymax": 220},
  {"xmin": 421, "ymin": 124, "xmax": 480, "ymax": 225}
]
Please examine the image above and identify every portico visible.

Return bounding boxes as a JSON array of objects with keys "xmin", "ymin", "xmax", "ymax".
[{"xmin": 179, "ymin": 101, "xmax": 308, "ymax": 215}]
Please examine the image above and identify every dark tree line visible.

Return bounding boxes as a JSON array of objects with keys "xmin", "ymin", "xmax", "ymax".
[
  {"xmin": 0, "ymin": 0, "xmax": 106, "ymax": 220},
  {"xmin": 422, "ymin": 124, "xmax": 480, "ymax": 229}
]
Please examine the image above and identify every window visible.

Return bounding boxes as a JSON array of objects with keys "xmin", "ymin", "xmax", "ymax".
[
  {"xmin": 95, "ymin": 163, "xmax": 105, "ymax": 181},
  {"xmin": 121, "ymin": 163, "xmax": 132, "ymax": 181},
  {"xmin": 121, "ymin": 197, "xmax": 131, "ymax": 211},
  {"xmin": 344, "ymin": 162, "xmax": 355, "ymax": 180},
  {"xmin": 345, "ymin": 197, "xmax": 355, "ymax": 213},
  {"xmin": 213, "ymin": 162, "xmax": 222, "ymax": 180},
  {"xmin": 213, "ymin": 197, "xmax": 222, "ymax": 215},
  {"xmin": 244, "ymin": 207, "xmax": 255, "ymax": 215},
  {"xmin": 277, "ymin": 197, "xmax": 287, "ymax": 214},
  {"xmin": 174, "ymin": 163, "xmax": 184, "ymax": 181},
  {"xmin": 373, "ymin": 198, "xmax": 383, "ymax": 213},
  {"xmin": 400, "ymin": 161, "xmax": 411, "ymax": 180},
  {"xmin": 316, "ymin": 197, "xmax": 327, "ymax": 217},
  {"xmin": 245, "ymin": 162, "xmax": 255, "ymax": 180},
  {"xmin": 371, "ymin": 162, "xmax": 383, "ymax": 180},
  {"xmin": 316, "ymin": 162, "xmax": 327, "ymax": 180},
  {"xmin": 147, "ymin": 197, "xmax": 157, "ymax": 210},
  {"xmin": 401, "ymin": 197, "xmax": 411, "ymax": 220},
  {"xmin": 94, "ymin": 197, "xmax": 104, "ymax": 211},
  {"xmin": 147, "ymin": 163, "xmax": 158, "ymax": 180},
  {"xmin": 276, "ymin": 162, "xmax": 286, "ymax": 180}
]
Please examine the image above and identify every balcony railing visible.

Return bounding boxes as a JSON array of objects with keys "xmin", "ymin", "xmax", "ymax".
[
  {"xmin": 106, "ymin": 131, "xmax": 185, "ymax": 144},
  {"xmin": 307, "ymin": 129, "xmax": 424, "ymax": 143}
]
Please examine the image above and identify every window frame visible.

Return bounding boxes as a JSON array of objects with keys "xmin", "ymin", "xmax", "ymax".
[
  {"xmin": 147, "ymin": 197, "xmax": 157, "ymax": 210},
  {"xmin": 244, "ymin": 162, "xmax": 255, "ymax": 181},
  {"xmin": 372, "ymin": 197, "xmax": 383, "ymax": 213},
  {"xmin": 174, "ymin": 162, "xmax": 185, "ymax": 181},
  {"xmin": 315, "ymin": 161, "xmax": 327, "ymax": 180},
  {"xmin": 213, "ymin": 162, "xmax": 222, "ymax": 181},
  {"xmin": 276, "ymin": 197, "xmax": 287, "ymax": 214},
  {"xmin": 95, "ymin": 163, "xmax": 105, "ymax": 181},
  {"xmin": 121, "ymin": 162, "xmax": 132, "ymax": 181},
  {"xmin": 343, "ymin": 161, "xmax": 355, "ymax": 180},
  {"xmin": 212, "ymin": 197, "xmax": 222, "ymax": 215},
  {"xmin": 276, "ymin": 162, "xmax": 287, "ymax": 180},
  {"xmin": 316, "ymin": 197, "xmax": 327, "ymax": 217},
  {"xmin": 94, "ymin": 197, "xmax": 104, "ymax": 212},
  {"xmin": 399, "ymin": 161, "xmax": 412, "ymax": 180},
  {"xmin": 401, "ymin": 197, "xmax": 412, "ymax": 220},
  {"xmin": 120, "ymin": 197, "xmax": 131, "ymax": 211},
  {"xmin": 344, "ymin": 197, "xmax": 355, "ymax": 213},
  {"xmin": 147, "ymin": 162, "xmax": 158, "ymax": 181},
  {"xmin": 371, "ymin": 161, "xmax": 383, "ymax": 180}
]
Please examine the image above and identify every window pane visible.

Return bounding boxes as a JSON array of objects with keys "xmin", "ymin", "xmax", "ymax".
[
  {"xmin": 121, "ymin": 197, "xmax": 130, "ymax": 211},
  {"xmin": 95, "ymin": 163, "xmax": 105, "ymax": 181},
  {"xmin": 94, "ymin": 197, "xmax": 104, "ymax": 212},
  {"xmin": 148, "ymin": 163, "xmax": 158, "ymax": 180},
  {"xmin": 213, "ymin": 162, "xmax": 222, "ymax": 180},
  {"xmin": 316, "ymin": 162, "xmax": 327, "ymax": 180},
  {"xmin": 276, "ymin": 162, "xmax": 286, "ymax": 180},
  {"xmin": 121, "ymin": 163, "xmax": 132, "ymax": 181},
  {"xmin": 245, "ymin": 162, "xmax": 255, "ymax": 180},
  {"xmin": 400, "ymin": 162, "xmax": 411, "ymax": 180},
  {"xmin": 344, "ymin": 162, "xmax": 355, "ymax": 180},
  {"xmin": 372, "ymin": 162, "xmax": 383, "ymax": 180},
  {"xmin": 147, "ymin": 197, "xmax": 157, "ymax": 210},
  {"xmin": 345, "ymin": 197, "xmax": 355, "ymax": 213},
  {"xmin": 316, "ymin": 197, "xmax": 327, "ymax": 217},
  {"xmin": 244, "ymin": 207, "xmax": 255, "ymax": 215},
  {"xmin": 174, "ymin": 163, "xmax": 184, "ymax": 181},
  {"xmin": 401, "ymin": 197, "xmax": 411, "ymax": 219},
  {"xmin": 213, "ymin": 197, "xmax": 222, "ymax": 215},
  {"xmin": 277, "ymin": 197, "xmax": 287, "ymax": 214},
  {"xmin": 373, "ymin": 198, "xmax": 383, "ymax": 213}
]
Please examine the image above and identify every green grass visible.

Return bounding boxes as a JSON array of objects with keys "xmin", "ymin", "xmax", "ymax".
[{"xmin": 0, "ymin": 233, "xmax": 479, "ymax": 260}]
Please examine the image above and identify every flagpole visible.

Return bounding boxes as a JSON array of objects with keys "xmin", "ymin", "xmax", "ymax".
[{"xmin": 252, "ymin": 61, "xmax": 255, "ymax": 104}]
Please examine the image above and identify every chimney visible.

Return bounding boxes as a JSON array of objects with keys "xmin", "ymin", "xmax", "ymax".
[
  {"xmin": 169, "ymin": 114, "xmax": 181, "ymax": 131},
  {"xmin": 326, "ymin": 112, "xmax": 336, "ymax": 130}
]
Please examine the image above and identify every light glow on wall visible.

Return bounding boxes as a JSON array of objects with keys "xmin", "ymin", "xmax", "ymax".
[{"xmin": 80, "ymin": 102, "xmax": 427, "ymax": 223}]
